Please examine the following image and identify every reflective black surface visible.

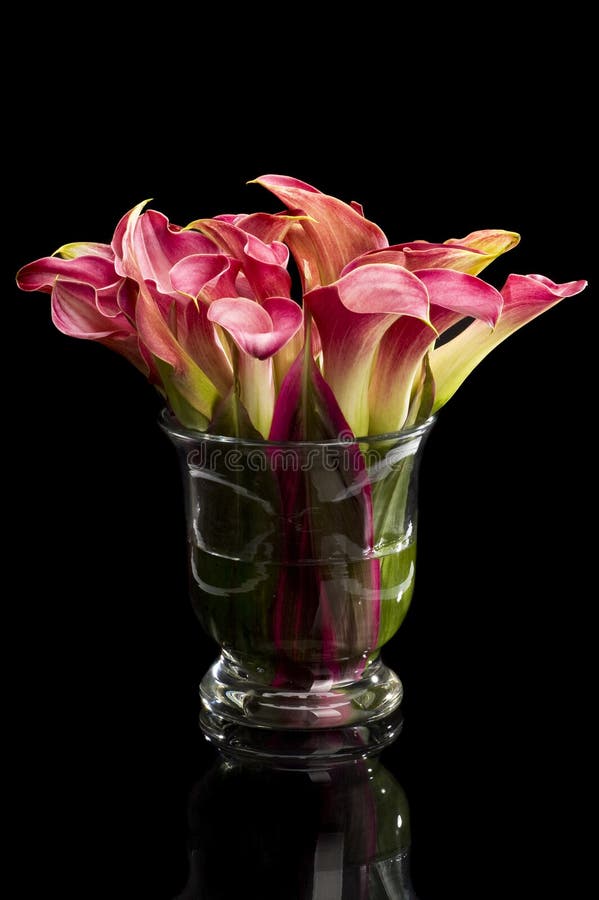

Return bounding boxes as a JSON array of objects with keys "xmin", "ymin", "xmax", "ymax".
[{"xmin": 176, "ymin": 733, "xmax": 415, "ymax": 899}]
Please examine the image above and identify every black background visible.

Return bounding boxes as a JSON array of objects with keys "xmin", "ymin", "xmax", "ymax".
[{"xmin": 7, "ymin": 20, "xmax": 595, "ymax": 899}]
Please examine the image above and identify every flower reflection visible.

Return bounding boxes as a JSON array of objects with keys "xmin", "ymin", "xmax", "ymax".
[{"xmin": 175, "ymin": 724, "xmax": 417, "ymax": 899}]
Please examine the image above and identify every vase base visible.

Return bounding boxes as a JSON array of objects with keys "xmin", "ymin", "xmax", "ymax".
[
  {"xmin": 200, "ymin": 706, "xmax": 404, "ymax": 765},
  {"xmin": 199, "ymin": 654, "xmax": 403, "ymax": 750}
]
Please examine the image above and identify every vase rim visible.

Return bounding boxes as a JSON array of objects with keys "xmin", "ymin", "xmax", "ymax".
[{"xmin": 159, "ymin": 408, "xmax": 435, "ymax": 448}]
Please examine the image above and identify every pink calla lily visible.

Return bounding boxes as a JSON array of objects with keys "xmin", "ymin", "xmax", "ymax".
[
  {"xmin": 342, "ymin": 229, "xmax": 519, "ymax": 278},
  {"xmin": 115, "ymin": 200, "xmax": 222, "ymax": 424},
  {"xmin": 252, "ymin": 175, "xmax": 388, "ymax": 290},
  {"xmin": 51, "ymin": 279, "xmax": 146, "ymax": 372},
  {"xmin": 431, "ymin": 274, "xmax": 588, "ymax": 409},
  {"xmin": 50, "ymin": 279, "xmax": 128, "ymax": 339},
  {"xmin": 112, "ymin": 205, "xmax": 215, "ymax": 295},
  {"xmin": 208, "ymin": 296, "xmax": 303, "ymax": 436},
  {"xmin": 16, "ymin": 247, "xmax": 148, "ymax": 371},
  {"xmin": 207, "ymin": 296, "xmax": 302, "ymax": 361},
  {"xmin": 133, "ymin": 276, "xmax": 220, "ymax": 419},
  {"xmin": 17, "ymin": 253, "xmax": 119, "ymax": 294},
  {"xmin": 367, "ymin": 269, "xmax": 504, "ymax": 433},
  {"xmin": 391, "ymin": 229, "xmax": 520, "ymax": 275},
  {"xmin": 223, "ymin": 211, "xmax": 302, "ymax": 245},
  {"xmin": 18, "ymin": 251, "xmax": 125, "ymax": 319},
  {"xmin": 176, "ymin": 300, "xmax": 233, "ymax": 398},
  {"xmin": 306, "ymin": 263, "xmax": 431, "ymax": 435},
  {"xmin": 189, "ymin": 217, "xmax": 292, "ymax": 302},
  {"xmin": 169, "ymin": 254, "xmax": 241, "ymax": 303}
]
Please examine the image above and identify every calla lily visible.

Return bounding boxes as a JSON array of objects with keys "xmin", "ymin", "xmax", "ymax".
[
  {"xmin": 306, "ymin": 263, "xmax": 431, "ymax": 436},
  {"xmin": 343, "ymin": 228, "xmax": 520, "ymax": 277},
  {"xmin": 51, "ymin": 279, "xmax": 145, "ymax": 370},
  {"xmin": 114, "ymin": 200, "xmax": 222, "ymax": 424},
  {"xmin": 220, "ymin": 211, "xmax": 302, "ymax": 245},
  {"xmin": 16, "ymin": 247, "xmax": 148, "ymax": 372},
  {"xmin": 17, "ymin": 246, "xmax": 124, "ymax": 317},
  {"xmin": 368, "ymin": 269, "xmax": 504, "ymax": 433},
  {"xmin": 208, "ymin": 296, "xmax": 302, "ymax": 436},
  {"xmin": 167, "ymin": 252, "xmax": 238, "ymax": 302},
  {"xmin": 112, "ymin": 205, "xmax": 216, "ymax": 295},
  {"xmin": 252, "ymin": 174, "xmax": 388, "ymax": 290},
  {"xmin": 17, "ymin": 253, "xmax": 119, "ymax": 295},
  {"xmin": 208, "ymin": 296, "xmax": 302, "ymax": 361},
  {"xmin": 391, "ymin": 230, "xmax": 520, "ymax": 275},
  {"xmin": 134, "ymin": 278, "xmax": 220, "ymax": 426},
  {"xmin": 431, "ymin": 274, "xmax": 588, "ymax": 409},
  {"xmin": 49, "ymin": 278, "xmax": 123, "ymax": 338},
  {"xmin": 175, "ymin": 299, "xmax": 233, "ymax": 398},
  {"xmin": 188, "ymin": 217, "xmax": 292, "ymax": 302}
]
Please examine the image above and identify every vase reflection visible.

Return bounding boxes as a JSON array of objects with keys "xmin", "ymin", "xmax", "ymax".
[{"xmin": 175, "ymin": 723, "xmax": 417, "ymax": 900}]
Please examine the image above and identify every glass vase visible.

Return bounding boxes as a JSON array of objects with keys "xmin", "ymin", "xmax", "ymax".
[{"xmin": 162, "ymin": 411, "xmax": 433, "ymax": 744}]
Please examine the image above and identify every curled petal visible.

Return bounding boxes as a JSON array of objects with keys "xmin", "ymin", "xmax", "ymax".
[
  {"xmin": 231, "ymin": 212, "xmax": 303, "ymax": 244},
  {"xmin": 346, "ymin": 229, "xmax": 520, "ymax": 277},
  {"xmin": 112, "ymin": 199, "xmax": 152, "ymax": 284},
  {"xmin": 368, "ymin": 272, "xmax": 502, "ymax": 433},
  {"xmin": 416, "ymin": 269, "xmax": 503, "ymax": 327},
  {"xmin": 206, "ymin": 296, "xmax": 303, "ymax": 435},
  {"xmin": 252, "ymin": 174, "xmax": 388, "ymax": 290},
  {"xmin": 50, "ymin": 279, "xmax": 146, "ymax": 374},
  {"xmin": 111, "ymin": 201, "xmax": 219, "ymax": 415},
  {"xmin": 190, "ymin": 218, "xmax": 291, "ymax": 301},
  {"xmin": 396, "ymin": 229, "xmax": 520, "ymax": 275},
  {"xmin": 342, "ymin": 249, "xmax": 408, "ymax": 274},
  {"xmin": 245, "ymin": 233, "xmax": 289, "ymax": 268},
  {"xmin": 444, "ymin": 229, "xmax": 521, "ymax": 255},
  {"xmin": 51, "ymin": 280, "xmax": 127, "ymax": 339},
  {"xmin": 17, "ymin": 251, "xmax": 125, "ymax": 325},
  {"xmin": 431, "ymin": 274, "xmax": 588, "ymax": 410},
  {"xmin": 169, "ymin": 254, "xmax": 237, "ymax": 300},
  {"xmin": 53, "ymin": 241, "xmax": 114, "ymax": 260},
  {"xmin": 306, "ymin": 265, "xmax": 430, "ymax": 434},
  {"xmin": 178, "ymin": 300, "xmax": 233, "ymax": 396},
  {"xmin": 207, "ymin": 297, "xmax": 302, "ymax": 360},
  {"xmin": 95, "ymin": 284, "xmax": 123, "ymax": 318},
  {"xmin": 135, "ymin": 279, "xmax": 220, "ymax": 419},
  {"xmin": 337, "ymin": 263, "xmax": 431, "ymax": 318},
  {"xmin": 116, "ymin": 278, "xmax": 139, "ymax": 320},
  {"xmin": 206, "ymin": 293, "xmax": 302, "ymax": 436},
  {"xmin": 17, "ymin": 255, "xmax": 118, "ymax": 293},
  {"xmin": 112, "ymin": 205, "xmax": 215, "ymax": 293}
]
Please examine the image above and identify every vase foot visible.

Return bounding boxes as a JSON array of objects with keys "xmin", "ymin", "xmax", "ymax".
[
  {"xmin": 199, "ymin": 654, "xmax": 403, "ymax": 757},
  {"xmin": 200, "ymin": 706, "xmax": 404, "ymax": 765}
]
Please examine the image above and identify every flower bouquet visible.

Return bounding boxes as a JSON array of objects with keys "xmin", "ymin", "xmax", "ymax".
[{"xmin": 17, "ymin": 176, "xmax": 586, "ymax": 738}]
